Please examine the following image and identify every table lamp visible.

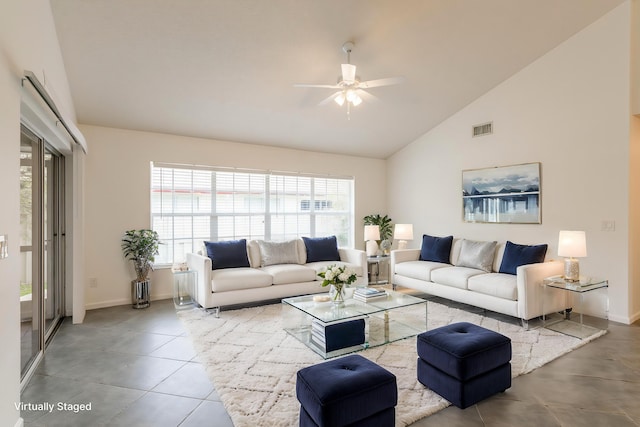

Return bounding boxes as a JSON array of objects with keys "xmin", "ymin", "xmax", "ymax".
[
  {"xmin": 364, "ymin": 225, "xmax": 380, "ymax": 256},
  {"xmin": 394, "ymin": 224, "xmax": 414, "ymax": 250},
  {"xmin": 558, "ymin": 230, "xmax": 587, "ymax": 282}
]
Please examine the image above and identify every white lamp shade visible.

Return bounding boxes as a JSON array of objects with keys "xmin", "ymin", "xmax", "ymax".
[
  {"xmin": 364, "ymin": 225, "xmax": 380, "ymax": 241},
  {"xmin": 394, "ymin": 224, "xmax": 414, "ymax": 241},
  {"xmin": 558, "ymin": 230, "xmax": 587, "ymax": 258}
]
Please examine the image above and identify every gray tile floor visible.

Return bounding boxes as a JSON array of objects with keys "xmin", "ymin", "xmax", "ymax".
[
  {"xmin": 21, "ymin": 300, "xmax": 233, "ymax": 427},
  {"xmin": 21, "ymin": 298, "xmax": 640, "ymax": 426}
]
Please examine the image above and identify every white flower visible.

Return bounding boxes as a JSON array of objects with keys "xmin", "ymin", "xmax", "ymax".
[
  {"xmin": 325, "ymin": 271, "xmax": 334, "ymax": 280},
  {"xmin": 338, "ymin": 273, "xmax": 349, "ymax": 282}
]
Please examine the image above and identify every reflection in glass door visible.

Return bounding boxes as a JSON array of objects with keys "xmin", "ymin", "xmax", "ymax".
[
  {"xmin": 20, "ymin": 126, "xmax": 41, "ymax": 377},
  {"xmin": 20, "ymin": 125, "xmax": 64, "ymax": 381}
]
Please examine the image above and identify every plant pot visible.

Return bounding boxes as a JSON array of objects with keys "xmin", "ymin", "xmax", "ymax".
[{"xmin": 132, "ymin": 279, "xmax": 150, "ymax": 309}]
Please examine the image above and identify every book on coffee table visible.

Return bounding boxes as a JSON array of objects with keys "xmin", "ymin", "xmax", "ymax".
[
  {"xmin": 353, "ymin": 287, "xmax": 388, "ymax": 302},
  {"xmin": 310, "ymin": 317, "xmax": 366, "ymax": 352}
]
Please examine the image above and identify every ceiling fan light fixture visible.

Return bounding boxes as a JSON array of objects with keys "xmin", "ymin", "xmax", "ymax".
[{"xmin": 294, "ymin": 40, "xmax": 402, "ymax": 117}]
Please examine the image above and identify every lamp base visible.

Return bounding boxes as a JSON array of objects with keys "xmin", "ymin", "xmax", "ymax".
[
  {"xmin": 563, "ymin": 257, "xmax": 580, "ymax": 282},
  {"xmin": 398, "ymin": 240, "xmax": 408, "ymax": 250},
  {"xmin": 366, "ymin": 240, "xmax": 379, "ymax": 257}
]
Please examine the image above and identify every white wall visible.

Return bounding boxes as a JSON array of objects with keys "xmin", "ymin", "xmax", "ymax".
[
  {"xmin": 388, "ymin": 3, "xmax": 635, "ymax": 323},
  {"xmin": 80, "ymin": 125, "xmax": 387, "ymax": 309},
  {"xmin": 629, "ymin": 0, "xmax": 640, "ymax": 319},
  {"xmin": 0, "ymin": 0, "xmax": 77, "ymax": 425}
]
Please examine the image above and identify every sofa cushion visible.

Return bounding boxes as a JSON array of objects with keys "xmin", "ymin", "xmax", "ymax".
[
  {"xmin": 419, "ymin": 234, "xmax": 453, "ymax": 264},
  {"xmin": 468, "ymin": 273, "xmax": 518, "ymax": 301},
  {"xmin": 394, "ymin": 260, "xmax": 449, "ymax": 282},
  {"xmin": 306, "ymin": 261, "xmax": 363, "ymax": 278},
  {"xmin": 210, "ymin": 268, "xmax": 272, "ymax": 292},
  {"xmin": 256, "ymin": 239, "xmax": 302, "ymax": 267},
  {"xmin": 261, "ymin": 264, "xmax": 316, "ymax": 285},
  {"xmin": 498, "ymin": 241, "xmax": 548, "ymax": 275},
  {"xmin": 430, "ymin": 266, "xmax": 485, "ymax": 289},
  {"xmin": 204, "ymin": 239, "xmax": 250, "ymax": 270},
  {"xmin": 247, "ymin": 240, "xmax": 262, "ymax": 268},
  {"xmin": 302, "ymin": 236, "xmax": 341, "ymax": 263},
  {"xmin": 456, "ymin": 240, "xmax": 497, "ymax": 273}
]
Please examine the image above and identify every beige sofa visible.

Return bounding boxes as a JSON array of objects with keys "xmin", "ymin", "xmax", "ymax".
[
  {"xmin": 187, "ymin": 238, "xmax": 367, "ymax": 314},
  {"xmin": 391, "ymin": 238, "xmax": 566, "ymax": 328}
]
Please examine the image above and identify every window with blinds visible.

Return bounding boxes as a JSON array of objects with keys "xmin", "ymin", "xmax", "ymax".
[{"xmin": 150, "ymin": 163, "xmax": 354, "ymax": 265}]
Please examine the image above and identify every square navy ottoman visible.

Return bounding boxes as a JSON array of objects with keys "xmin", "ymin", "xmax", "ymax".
[
  {"xmin": 296, "ymin": 354, "xmax": 397, "ymax": 427},
  {"xmin": 416, "ymin": 322, "xmax": 512, "ymax": 409}
]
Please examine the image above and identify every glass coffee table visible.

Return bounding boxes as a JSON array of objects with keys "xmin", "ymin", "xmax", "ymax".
[{"xmin": 282, "ymin": 289, "xmax": 427, "ymax": 358}]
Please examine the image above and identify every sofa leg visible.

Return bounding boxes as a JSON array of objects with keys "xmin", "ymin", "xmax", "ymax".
[
  {"xmin": 520, "ymin": 318, "xmax": 529, "ymax": 330},
  {"xmin": 206, "ymin": 307, "xmax": 220, "ymax": 318},
  {"xmin": 564, "ymin": 308, "xmax": 572, "ymax": 320}
]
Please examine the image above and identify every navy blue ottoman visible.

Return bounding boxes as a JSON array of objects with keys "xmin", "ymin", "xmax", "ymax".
[
  {"xmin": 416, "ymin": 322, "xmax": 511, "ymax": 409},
  {"xmin": 296, "ymin": 354, "xmax": 397, "ymax": 427}
]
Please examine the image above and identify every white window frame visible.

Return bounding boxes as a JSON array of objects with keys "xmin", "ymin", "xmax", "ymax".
[{"xmin": 150, "ymin": 162, "xmax": 354, "ymax": 266}]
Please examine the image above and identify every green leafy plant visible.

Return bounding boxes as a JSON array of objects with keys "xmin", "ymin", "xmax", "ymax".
[
  {"xmin": 363, "ymin": 214, "xmax": 393, "ymax": 242},
  {"xmin": 121, "ymin": 229, "xmax": 161, "ymax": 281}
]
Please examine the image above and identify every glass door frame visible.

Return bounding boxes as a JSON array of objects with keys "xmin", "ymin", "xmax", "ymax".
[
  {"xmin": 19, "ymin": 123, "xmax": 66, "ymax": 387},
  {"xmin": 44, "ymin": 144, "xmax": 65, "ymax": 342}
]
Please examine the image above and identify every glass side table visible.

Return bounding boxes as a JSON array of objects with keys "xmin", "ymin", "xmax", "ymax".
[
  {"xmin": 542, "ymin": 276, "xmax": 608, "ymax": 339},
  {"xmin": 172, "ymin": 269, "xmax": 196, "ymax": 309},
  {"xmin": 367, "ymin": 256, "xmax": 389, "ymax": 285}
]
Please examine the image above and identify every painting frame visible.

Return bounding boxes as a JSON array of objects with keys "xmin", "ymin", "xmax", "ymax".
[{"xmin": 462, "ymin": 162, "xmax": 541, "ymax": 224}]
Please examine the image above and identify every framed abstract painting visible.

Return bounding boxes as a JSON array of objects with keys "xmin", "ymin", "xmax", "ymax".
[{"xmin": 462, "ymin": 162, "xmax": 541, "ymax": 224}]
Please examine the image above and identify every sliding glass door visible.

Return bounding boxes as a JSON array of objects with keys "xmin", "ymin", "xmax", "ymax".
[{"xmin": 20, "ymin": 124, "xmax": 65, "ymax": 381}]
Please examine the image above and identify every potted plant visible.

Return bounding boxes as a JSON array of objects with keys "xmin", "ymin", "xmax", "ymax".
[
  {"xmin": 363, "ymin": 214, "xmax": 393, "ymax": 254},
  {"xmin": 121, "ymin": 229, "xmax": 160, "ymax": 309}
]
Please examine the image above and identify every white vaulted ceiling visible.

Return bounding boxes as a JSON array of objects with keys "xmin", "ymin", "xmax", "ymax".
[{"xmin": 50, "ymin": 0, "xmax": 624, "ymax": 159}]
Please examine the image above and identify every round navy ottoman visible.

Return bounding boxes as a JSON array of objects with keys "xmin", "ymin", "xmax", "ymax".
[
  {"xmin": 416, "ymin": 322, "xmax": 512, "ymax": 409},
  {"xmin": 296, "ymin": 354, "xmax": 397, "ymax": 427}
]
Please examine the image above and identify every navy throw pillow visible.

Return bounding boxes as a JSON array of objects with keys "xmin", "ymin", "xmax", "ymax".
[
  {"xmin": 498, "ymin": 241, "xmax": 548, "ymax": 275},
  {"xmin": 204, "ymin": 239, "xmax": 250, "ymax": 270},
  {"xmin": 419, "ymin": 234, "xmax": 453, "ymax": 264},
  {"xmin": 302, "ymin": 236, "xmax": 340, "ymax": 263}
]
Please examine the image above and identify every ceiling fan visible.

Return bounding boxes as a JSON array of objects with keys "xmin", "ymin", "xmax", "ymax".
[{"xmin": 294, "ymin": 41, "xmax": 403, "ymax": 117}]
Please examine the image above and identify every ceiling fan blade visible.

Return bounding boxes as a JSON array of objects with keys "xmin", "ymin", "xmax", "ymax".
[
  {"xmin": 358, "ymin": 77, "xmax": 404, "ymax": 89},
  {"xmin": 294, "ymin": 83, "xmax": 341, "ymax": 89},
  {"xmin": 356, "ymin": 89, "xmax": 378, "ymax": 102},
  {"xmin": 318, "ymin": 91, "xmax": 342, "ymax": 106}
]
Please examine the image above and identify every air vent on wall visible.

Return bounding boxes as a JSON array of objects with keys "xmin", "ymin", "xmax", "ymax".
[{"xmin": 472, "ymin": 122, "xmax": 493, "ymax": 137}]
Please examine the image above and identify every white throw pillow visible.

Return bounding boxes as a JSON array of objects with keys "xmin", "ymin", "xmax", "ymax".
[
  {"xmin": 455, "ymin": 239, "xmax": 497, "ymax": 272},
  {"xmin": 256, "ymin": 240, "xmax": 301, "ymax": 267}
]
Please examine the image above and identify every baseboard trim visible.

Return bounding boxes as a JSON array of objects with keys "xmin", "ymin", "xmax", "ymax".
[
  {"xmin": 626, "ymin": 310, "xmax": 640, "ymax": 325},
  {"xmin": 85, "ymin": 293, "xmax": 173, "ymax": 311},
  {"xmin": 609, "ymin": 312, "xmax": 639, "ymax": 325}
]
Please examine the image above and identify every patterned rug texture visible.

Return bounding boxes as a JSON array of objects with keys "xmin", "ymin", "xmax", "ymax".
[{"xmin": 178, "ymin": 299, "xmax": 605, "ymax": 427}]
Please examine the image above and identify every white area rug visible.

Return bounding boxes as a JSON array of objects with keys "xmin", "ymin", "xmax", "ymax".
[{"xmin": 178, "ymin": 300, "xmax": 605, "ymax": 427}]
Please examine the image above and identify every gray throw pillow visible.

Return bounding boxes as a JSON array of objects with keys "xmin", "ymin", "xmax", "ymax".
[
  {"xmin": 257, "ymin": 240, "xmax": 301, "ymax": 267},
  {"xmin": 456, "ymin": 239, "xmax": 497, "ymax": 272}
]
